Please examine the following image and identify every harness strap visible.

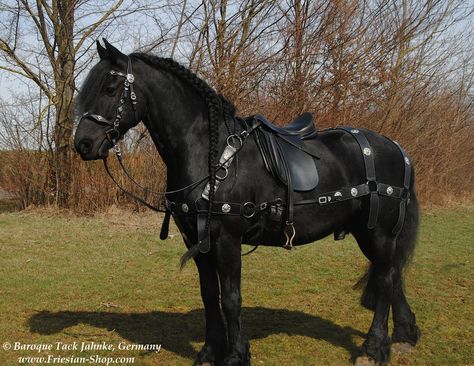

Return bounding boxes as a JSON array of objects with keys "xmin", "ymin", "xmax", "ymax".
[
  {"xmin": 160, "ymin": 211, "xmax": 171, "ymax": 240},
  {"xmin": 197, "ymin": 213, "xmax": 210, "ymax": 253},
  {"xmin": 274, "ymin": 139, "xmax": 295, "ymax": 249},
  {"xmin": 167, "ymin": 198, "xmax": 278, "ymax": 217},
  {"xmin": 390, "ymin": 141, "xmax": 412, "ymax": 235},
  {"xmin": 339, "ymin": 127, "xmax": 379, "ymax": 229}
]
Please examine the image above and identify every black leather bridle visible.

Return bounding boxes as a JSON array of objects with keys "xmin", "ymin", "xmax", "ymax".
[
  {"xmin": 78, "ymin": 57, "xmax": 256, "ymax": 250},
  {"xmin": 80, "ymin": 57, "xmax": 138, "ymax": 159}
]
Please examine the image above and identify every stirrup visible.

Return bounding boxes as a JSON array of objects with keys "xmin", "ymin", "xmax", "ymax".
[{"xmin": 283, "ymin": 222, "xmax": 296, "ymax": 250}]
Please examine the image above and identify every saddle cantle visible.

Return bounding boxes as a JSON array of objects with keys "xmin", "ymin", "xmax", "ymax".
[{"xmin": 252, "ymin": 113, "xmax": 319, "ymax": 192}]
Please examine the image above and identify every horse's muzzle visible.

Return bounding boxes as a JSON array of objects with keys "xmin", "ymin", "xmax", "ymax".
[{"xmin": 74, "ymin": 119, "xmax": 112, "ymax": 160}]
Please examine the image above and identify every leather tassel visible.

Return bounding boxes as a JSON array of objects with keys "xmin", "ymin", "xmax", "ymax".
[{"xmin": 160, "ymin": 210, "xmax": 171, "ymax": 240}]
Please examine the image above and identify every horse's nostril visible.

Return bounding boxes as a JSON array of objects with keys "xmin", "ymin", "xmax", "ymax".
[{"xmin": 78, "ymin": 139, "xmax": 92, "ymax": 154}]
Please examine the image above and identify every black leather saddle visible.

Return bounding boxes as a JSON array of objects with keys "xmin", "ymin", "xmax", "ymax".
[
  {"xmin": 252, "ymin": 113, "xmax": 319, "ymax": 192},
  {"xmin": 249, "ymin": 112, "xmax": 319, "ymax": 248},
  {"xmin": 255, "ymin": 112, "xmax": 317, "ymax": 140}
]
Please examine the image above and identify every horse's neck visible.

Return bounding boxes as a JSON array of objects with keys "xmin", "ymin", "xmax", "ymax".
[{"xmin": 142, "ymin": 68, "xmax": 218, "ymax": 191}]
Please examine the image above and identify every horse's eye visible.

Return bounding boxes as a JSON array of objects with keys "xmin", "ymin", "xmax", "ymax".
[{"xmin": 104, "ymin": 86, "xmax": 116, "ymax": 96}]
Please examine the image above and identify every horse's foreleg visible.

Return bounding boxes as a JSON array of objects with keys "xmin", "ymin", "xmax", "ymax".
[
  {"xmin": 194, "ymin": 253, "xmax": 227, "ymax": 365},
  {"xmin": 216, "ymin": 235, "xmax": 250, "ymax": 366}
]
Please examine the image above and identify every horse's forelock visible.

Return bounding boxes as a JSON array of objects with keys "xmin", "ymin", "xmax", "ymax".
[{"xmin": 76, "ymin": 61, "xmax": 110, "ymax": 116}]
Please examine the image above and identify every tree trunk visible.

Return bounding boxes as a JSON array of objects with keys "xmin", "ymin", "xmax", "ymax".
[{"xmin": 52, "ymin": 0, "xmax": 76, "ymax": 207}]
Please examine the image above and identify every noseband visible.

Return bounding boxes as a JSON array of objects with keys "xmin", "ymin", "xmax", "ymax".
[{"xmin": 80, "ymin": 57, "xmax": 138, "ymax": 155}]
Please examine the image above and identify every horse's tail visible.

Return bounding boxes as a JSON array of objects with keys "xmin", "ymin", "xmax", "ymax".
[{"xmin": 354, "ymin": 190, "xmax": 419, "ymax": 311}]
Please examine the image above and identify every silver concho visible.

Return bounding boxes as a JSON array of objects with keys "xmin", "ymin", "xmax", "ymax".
[
  {"xmin": 363, "ymin": 147, "xmax": 371, "ymax": 156},
  {"xmin": 221, "ymin": 203, "xmax": 231, "ymax": 213},
  {"xmin": 386, "ymin": 186, "xmax": 393, "ymax": 195},
  {"xmin": 181, "ymin": 203, "xmax": 189, "ymax": 213},
  {"xmin": 351, "ymin": 188, "xmax": 358, "ymax": 197},
  {"xmin": 404, "ymin": 157, "xmax": 410, "ymax": 165},
  {"xmin": 127, "ymin": 74, "xmax": 135, "ymax": 83},
  {"xmin": 351, "ymin": 129, "xmax": 359, "ymax": 134},
  {"xmin": 334, "ymin": 191, "xmax": 342, "ymax": 197}
]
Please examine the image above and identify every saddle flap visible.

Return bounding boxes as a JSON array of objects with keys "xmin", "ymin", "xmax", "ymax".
[{"xmin": 256, "ymin": 129, "xmax": 318, "ymax": 192}]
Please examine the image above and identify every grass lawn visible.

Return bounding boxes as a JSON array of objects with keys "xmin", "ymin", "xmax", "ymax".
[{"xmin": 0, "ymin": 207, "xmax": 472, "ymax": 365}]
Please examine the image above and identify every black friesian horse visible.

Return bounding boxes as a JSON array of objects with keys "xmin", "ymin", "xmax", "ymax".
[{"xmin": 74, "ymin": 40, "xmax": 420, "ymax": 366}]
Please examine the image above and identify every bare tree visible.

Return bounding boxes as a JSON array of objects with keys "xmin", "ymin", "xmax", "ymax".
[{"xmin": 0, "ymin": 0, "xmax": 128, "ymax": 206}]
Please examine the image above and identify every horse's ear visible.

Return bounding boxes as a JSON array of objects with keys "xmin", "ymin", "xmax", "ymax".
[
  {"xmin": 102, "ymin": 38, "xmax": 127, "ymax": 65},
  {"xmin": 96, "ymin": 40, "xmax": 108, "ymax": 60}
]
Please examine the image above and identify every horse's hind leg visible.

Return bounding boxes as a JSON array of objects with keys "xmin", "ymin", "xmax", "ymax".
[
  {"xmin": 352, "ymin": 229, "xmax": 397, "ymax": 365},
  {"xmin": 391, "ymin": 268, "xmax": 420, "ymax": 353},
  {"xmin": 357, "ymin": 265, "xmax": 395, "ymax": 365},
  {"xmin": 353, "ymin": 195, "xmax": 419, "ymax": 365},
  {"xmin": 391, "ymin": 196, "xmax": 420, "ymax": 352}
]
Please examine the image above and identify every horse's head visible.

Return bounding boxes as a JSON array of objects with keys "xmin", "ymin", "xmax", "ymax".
[{"xmin": 74, "ymin": 40, "xmax": 145, "ymax": 160}]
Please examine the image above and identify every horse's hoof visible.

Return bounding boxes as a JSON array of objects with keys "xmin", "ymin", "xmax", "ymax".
[
  {"xmin": 391, "ymin": 342, "xmax": 413, "ymax": 354},
  {"xmin": 355, "ymin": 356, "xmax": 375, "ymax": 366},
  {"xmin": 354, "ymin": 356, "xmax": 390, "ymax": 366}
]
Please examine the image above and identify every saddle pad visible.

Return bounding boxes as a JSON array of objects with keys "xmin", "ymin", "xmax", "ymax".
[{"xmin": 256, "ymin": 129, "xmax": 319, "ymax": 191}]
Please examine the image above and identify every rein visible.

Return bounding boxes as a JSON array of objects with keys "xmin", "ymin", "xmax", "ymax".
[{"xmin": 81, "ymin": 56, "xmax": 257, "ymax": 253}]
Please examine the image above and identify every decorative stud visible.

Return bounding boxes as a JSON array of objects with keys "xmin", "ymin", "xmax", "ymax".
[
  {"xmin": 181, "ymin": 203, "xmax": 189, "ymax": 213},
  {"xmin": 351, "ymin": 129, "xmax": 359, "ymax": 134},
  {"xmin": 351, "ymin": 188, "xmax": 358, "ymax": 197},
  {"xmin": 221, "ymin": 203, "xmax": 231, "ymax": 213},
  {"xmin": 386, "ymin": 186, "xmax": 393, "ymax": 195},
  {"xmin": 404, "ymin": 157, "xmax": 410, "ymax": 165},
  {"xmin": 334, "ymin": 191, "xmax": 342, "ymax": 197},
  {"xmin": 363, "ymin": 147, "xmax": 371, "ymax": 156}
]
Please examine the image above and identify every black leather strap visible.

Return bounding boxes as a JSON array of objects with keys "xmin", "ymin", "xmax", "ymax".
[
  {"xmin": 159, "ymin": 210, "xmax": 171, "ymax": 240},
  {"xmin": 310, "ymin": 183, "xmax": 371, "ymax": 206},
  {"xmin": 390, "ymin": 140, "xmax": 412, "ymax": 235},
  {"xmin": 339, "ymin": 127, "xmax": 379, "ymax": 229},
  {"xmin": 197, "ymin": 213, "xmax": 210, "ymax": 253}
]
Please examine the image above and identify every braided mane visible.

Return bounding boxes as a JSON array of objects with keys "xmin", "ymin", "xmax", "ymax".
[
  {"xmin": 131, "ymin": 53, "xmax": 234, "ymax": 261},
  {"xmin": 130, "ymin": 53, "xmax": 236, "ymax": 116}
]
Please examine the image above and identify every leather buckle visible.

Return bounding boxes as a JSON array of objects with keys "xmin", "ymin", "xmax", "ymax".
[
  {"xmin": 367, "ymin": 180, "xmax": 378, "ymax": 192},
  {"xmin": 318, "ymin": 196, "xmax": 328, "ymax": 204},
  {"xmin": 166, "ymin": 201, "xmax": 176, "ymax": 214}
]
